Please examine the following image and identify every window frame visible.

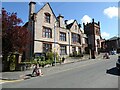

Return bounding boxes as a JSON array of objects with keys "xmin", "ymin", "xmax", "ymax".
[
  {"xmin": 71, "ymin": 33, "xmax": 80, "ymax": 43},
  {"xmin": 60, "ymin": 32, "xmax": 66, "ymax": 41},
  {"xmin": 42, "ymin": 27, "xmax": 52, "ymax": 38},
  {"xmin": 44, "ymin": 12, "xmax": 51, "ymax": 23},
  {"xmin": 43, "ymin": 43, "xmax": 52, "ymax": 53},
  {"xmin": 60, "ymin": 45, "xmax": 67, "ymax": 55}
]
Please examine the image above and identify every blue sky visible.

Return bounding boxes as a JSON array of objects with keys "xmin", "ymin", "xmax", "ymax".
[{"xmin": 2, "ymin": 2, "xmax": 118, "ymax": 40}]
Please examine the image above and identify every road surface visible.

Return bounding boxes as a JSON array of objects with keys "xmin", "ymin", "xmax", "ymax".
[{"xmin": 2, "ymin": 55, "xmax": 120, "ymax": 88}]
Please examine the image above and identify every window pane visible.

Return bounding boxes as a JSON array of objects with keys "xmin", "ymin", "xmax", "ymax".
[
  {"xmin": 60, "ymin": 32, "xmax": 66, "ymax": 41},
  {"xmin": 72, "ymin": 33, "xmax": 81, "ymax": 43},
  {"xmin": 45, "ymin": 13, "xmax": 50, "ymax": 23},
  {"xmin": 43, "ymin": 43, "xmax": 52, "ymax": 52},
  {"xmin": 43, "ymin": 27, "xmax": 52, "ymax": 38},
  {"xmin": 60, "ymin": 45, "xmax": 66, "ymax": 55}
]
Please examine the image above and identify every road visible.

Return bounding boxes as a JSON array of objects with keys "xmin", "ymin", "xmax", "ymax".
[{"xmin": 2, "ymin": 55, "xmax": 120, "ymax": 88}]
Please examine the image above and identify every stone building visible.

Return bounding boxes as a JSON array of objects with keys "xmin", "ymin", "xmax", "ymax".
[
  {"xmin": 25, "ymin": 2, "xmax": 87, "ymax": 59},
  {"xmin": 102, "ymin": 36, "xmax": 120, "ymax": 53},
  {"xmin": 83, "ymin": 19, "xmax": 102, "ymax": 59}
]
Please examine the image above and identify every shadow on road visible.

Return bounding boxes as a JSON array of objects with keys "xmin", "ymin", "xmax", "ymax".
[{"xmin": 106, "ymin": 67, "xmax": 120, "ymax": 76}]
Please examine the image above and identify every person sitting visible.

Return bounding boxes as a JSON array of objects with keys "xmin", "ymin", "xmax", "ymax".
[
  {"xmin": 38, "ymin": 65, "xmax": 43, "ymax": 76},
  {"xmin": 32, "ymin": 64, "xmax": 43, "ymax": 76},
  {"xmin": 103, "ymin": 52, "xmax": 110, "ymax": 59}
]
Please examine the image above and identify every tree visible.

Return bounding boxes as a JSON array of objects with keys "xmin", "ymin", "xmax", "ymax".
[
  {"xmin": 2, "ymin": 8, "xmax": 31, "ymax": 71},
  {"xmin": 2, "ymin": 8, "xmax": 30, "ymax": 57}
]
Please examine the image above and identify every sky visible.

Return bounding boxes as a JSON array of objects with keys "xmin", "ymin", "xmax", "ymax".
[{"xmin": 2, "ymin": 1, "xmax": 119, "ymax": 40}]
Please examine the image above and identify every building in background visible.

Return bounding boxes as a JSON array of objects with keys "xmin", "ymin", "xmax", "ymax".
[
  {"xmin": 101, "ymin": 36, "xmax": 120, "ymax": 53},
  {"xmin": 83, "ymin": 19, "xmax": 102, "ymax": 59}
]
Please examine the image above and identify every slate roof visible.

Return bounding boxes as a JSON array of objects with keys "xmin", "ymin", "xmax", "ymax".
[
  {"xmin": 66, "ymin": 21, "xmax": 74, "ymax": 29},
  {"xmin": 107, "ymin": 36, "xmax": 119, "ymax": 41}
]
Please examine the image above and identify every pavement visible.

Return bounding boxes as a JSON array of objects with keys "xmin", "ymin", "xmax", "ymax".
[{"xmin": 0, "ymin": 53, "xmax": 104, "ymax": 81}]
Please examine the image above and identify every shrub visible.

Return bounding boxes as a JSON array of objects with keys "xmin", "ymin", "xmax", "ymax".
[
  {"xmin": 39, "ymin": 61, "xmax": 46, "ymax": 67},
  {"xmin": 69, "ymin": 53, "xmax": 73, "ymax": 57},
  {"xmin": 9, "ymin": 54, "xmax": 16, "ymax": 71},
  {"xmin": 40, "ymin": 56, "xmax": 45, "ymax": 61},
  {"xmin": 46, "ymin": 59, "xmax": 51, "ymax": 65},
  {"xmin": 77, "ymin": 53, "xmax": 83, "ymax": 57},
  {"xmin": 46, "ymin": 52, "xmax": 54, "ymax": 63},
  {"xmin": 73, "ymin": 51, "xmax": 77, "ymax": 57}
]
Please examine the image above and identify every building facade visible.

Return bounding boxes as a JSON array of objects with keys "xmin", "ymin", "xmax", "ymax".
[
  {"xmin": 101, "ymin": 36, "xmax": 120, "ymax": 53},
  {"xmin": 83, "ymin": 19, "xmax": 102, "ymax": 59},
  {"xmin": 25, "ymin": 2, "xmax": 87, "ymax": 59}
]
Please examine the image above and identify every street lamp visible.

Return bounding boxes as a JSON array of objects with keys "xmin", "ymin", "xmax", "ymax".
[
  {"xmin": 54, "ymin": 20, "xmax": 57, "ymax": 66},
  {"xmin": 68, "ymin": 32, "xmax": 70, "ymax": 56}
]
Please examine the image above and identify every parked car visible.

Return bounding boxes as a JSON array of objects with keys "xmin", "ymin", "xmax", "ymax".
[
  {"xmin": 110, "ymin": 50, "xmax": 117, "ymax": 55},
  {"xmin": 116, "ymin": 56, "xmax": 120, "ymax": 70}
]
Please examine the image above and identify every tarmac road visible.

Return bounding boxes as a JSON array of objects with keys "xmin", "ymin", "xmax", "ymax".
[{"xmin": 2, "ymin": 55, "xmax": 120, "ymax": 88}]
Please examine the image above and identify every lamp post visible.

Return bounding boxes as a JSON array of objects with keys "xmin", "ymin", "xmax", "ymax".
[
  {"xmin": 68, "ymin": 32, "xmax": 70, "ymax": 56},
  {"xmin": 54, "ymin": 21, "xmax": 57, "ymax": 66}
]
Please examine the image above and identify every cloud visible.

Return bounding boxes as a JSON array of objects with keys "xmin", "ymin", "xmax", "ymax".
[
  {"xmin": 103, "ymin": 6, "xmax": 118, "ymax": 18},
  {"xmin": 81, "ymin": 15, "xmax": 92, "ymax": 24},
  {"xmin": 101, "ymin": 32, "xmax": 110, "ymax": 39},
  {"xmin": 66, "ymin": 19, "xmax": 74, "ymax": 25},
  {"xmin": 37, "ymin": 2, "xmax": 44, "ymax": 6}
]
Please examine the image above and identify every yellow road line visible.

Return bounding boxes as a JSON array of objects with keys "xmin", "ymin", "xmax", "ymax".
[{"xmin": 0, "ymin": 79, "xmax": 24, "ymax": 84}]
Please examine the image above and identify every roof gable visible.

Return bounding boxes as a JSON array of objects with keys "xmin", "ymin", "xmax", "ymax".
[
  {"xmin": 67, "ymin": 20, "xmax": 82, "ymax": 34},
  {"xmin": 108, "ymin": 36, "xmax": 118, "ymax": 41},
  {"xmin": 36, "ymin": 3, "xmax": 57, "ymax": 20},
  {"xmin": 66, "ymin": 21, "xmax": 74, "ymax": 29}
]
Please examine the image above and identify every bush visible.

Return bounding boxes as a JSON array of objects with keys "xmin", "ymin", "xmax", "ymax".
[
  {"xmin": 35, "ymin": 56, "xmax": 41, "ymax": 61},
  {"xmin": 77, "ymin": 53, "xmax": 83, "ymax": 57},
  {"xmin": 9, "ymin": 54, "xmax": 16, "ymax": 71},
  {"xmin": 39, "ymin": 61, "xmax": 46, "ymax": 67},
  {"xmin": 46, "ymin": 59, "xmax": 51, "ymax": 65},
  {"xmin": 73, "ymin": 51, "xmax": 77, "ymax": 57},
  {"xmin": 46, "ymin": 52, "xmax": 54, "ymax": 63},
  {"xmin": 69, "ymin": 53, "xmax": 73, "ymax": 57},
  {"xmin": 40, "ymin": 56, "xmax": 45, "ymax": 61}
]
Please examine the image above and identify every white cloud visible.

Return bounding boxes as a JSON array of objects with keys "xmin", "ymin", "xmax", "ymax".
[
  {"xmin": 101, "ymin": 32, "xmax": 110, "ymax": 39},
  {"xmin": 103, "ymin": 6, "xmax": 118, "ymax": 18},
  {"xmin": 37, "ymin": 2, "xmax": 44, "ymax": 6},
  {"xmin": 66, "ymin": 19, "xmax": 74, "ymax": 25},
  {"xmin": 81, "ymin": 15, "xmax": 92, "ymax": 24}
]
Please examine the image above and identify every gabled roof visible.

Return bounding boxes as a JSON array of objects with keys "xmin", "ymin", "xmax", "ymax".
[
  {"xmin": 23, "ymin": 22, "xmax": 28, "ymax": 27},
  {"xmin": 36, "ymin": 2, "xmax": 57, "ymax": 20},
  {"xmin": 66, "ymin": 21, "xmax": 74, "ymax": 29},
  {"xmin": 107, "ymin": 36, "xmax": 118, "ymax": 41},
  {"xmin": 66, "ymin": 20, "xmax": 81, "ymax": 31}
]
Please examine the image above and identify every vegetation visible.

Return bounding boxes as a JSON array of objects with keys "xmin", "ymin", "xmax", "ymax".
[
  {"xmin": 19, "ymin": 52, "xmax": 62, "ymax": 69},
  {"xmin": 9, "ymin": 54, "xmax": 16, "ymax": 71},
  {"xmin": 69, "ymin": 51, "xmax": 83, "ymax": 57},
  {"xmin": 2, "ymin": 8, "xmax": 30, "ymax": 71}
]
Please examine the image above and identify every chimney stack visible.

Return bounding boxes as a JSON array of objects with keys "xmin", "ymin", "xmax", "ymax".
[
  {"xmin": 29, "ymin": 1, "xmax": 36, "ymax": 21},
  {"xmin": 98, "ymin": 21, "xmax": 100, "ymax": 26},
  {"xmin": 65, "ymin": 20, "xmax": 68, "ymax": 25},
  {"xmin": 92, "ymin": 18, "xmax": 94, "ymax": 23}
]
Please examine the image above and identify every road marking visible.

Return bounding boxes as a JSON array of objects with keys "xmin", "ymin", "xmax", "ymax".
[
  {"xmin": 0, "ymin": 79, "xmax": 24, "ymax": 84},
  {"xmin": 0, "ymin": 82, "xmax": 5, "ymax": 84}
]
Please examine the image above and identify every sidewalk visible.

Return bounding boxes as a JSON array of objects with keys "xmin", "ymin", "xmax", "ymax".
[{"xmin": 0, "ymin": 53, "xmax": 104, "ymax": 80}]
